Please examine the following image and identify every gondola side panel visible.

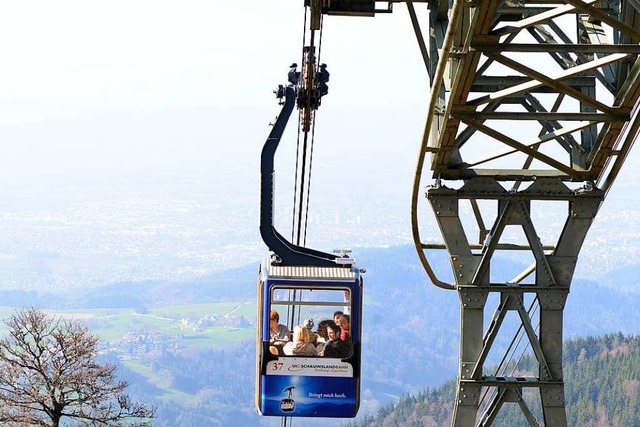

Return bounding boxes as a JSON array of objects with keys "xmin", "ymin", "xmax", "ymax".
[{"xmin": 261, "ymin": 360, "xmax": 359, "ymax": 417}]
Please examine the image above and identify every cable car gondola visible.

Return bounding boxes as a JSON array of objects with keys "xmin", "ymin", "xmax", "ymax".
[
  {"xmin": 256, "ymin": 259, "xmax": 362, "ymax": 417},
  {"xmin": 255, "ymin": 69, "xmax": 363, "ymax": 418}
]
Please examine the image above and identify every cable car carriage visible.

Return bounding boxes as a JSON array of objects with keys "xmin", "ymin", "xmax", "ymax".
[
  {"xmin": 256, "ymin": 258, "xmax": 362, "ymax": 418},
  {"xmin": 255, "ymin": 76, "xmax": 363, "ymax": 418}
]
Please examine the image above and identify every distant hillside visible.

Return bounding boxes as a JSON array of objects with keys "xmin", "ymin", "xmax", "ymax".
[
  {"xmin": 0, "ymin": 262, "xmax": 258, "ymax": 309},
  {"xmin": 597, "ymin": 264, "xmax": 640, "ymax": 294},
  {"xmin": 109, "ymin": 246, "xmax": 640, "ymax": 426},
  {"xmin": 5, "ymin": 245, "xmax": 640, "ymax": 426},
  {"xmin": 345, "ymin": 333, "xmax": 640, "ymax": 427},
  {"xmin": 6, "ymin": 245, "xmax": 640, "ymax": 389}
]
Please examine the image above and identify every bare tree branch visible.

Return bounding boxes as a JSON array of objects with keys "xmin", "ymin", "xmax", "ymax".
[{"xmin": 0, "ymin": 308, "xmax": 155, "ymax": 427}]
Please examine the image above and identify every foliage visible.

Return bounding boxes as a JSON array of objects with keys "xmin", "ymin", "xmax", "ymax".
[
  {"xmin": 0, "ymin": 308, "xmax": 154, "ymax": 427},
  {"xmin": 347, "ymin": 334, "xmax": 640, "ymax": 427}
]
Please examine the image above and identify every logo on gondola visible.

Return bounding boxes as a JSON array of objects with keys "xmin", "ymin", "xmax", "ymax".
[
  {"xmin": 288, "ymin": 364, "xmax": 303, "ymax": 372},
  {"xmin": 281, "ymin": 386, "xmax": 296, "ymax": 412}
]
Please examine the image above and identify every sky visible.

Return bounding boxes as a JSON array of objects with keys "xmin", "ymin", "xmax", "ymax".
[
  {"xmin": 1, "ymin": 1, "xmax": 638, "ymax": 197},
  {"xmin": 0, "ymin": 1, "xmax": 429, "ymax": 200}
]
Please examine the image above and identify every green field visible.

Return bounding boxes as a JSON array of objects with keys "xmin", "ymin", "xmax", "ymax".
[{"xmin": 0, "ymin": 302, "xmax": 257, "ymax": 350}]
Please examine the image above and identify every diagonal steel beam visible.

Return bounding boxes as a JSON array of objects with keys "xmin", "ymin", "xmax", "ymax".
[
  {"xmin": 467, "ymin": 52, "xmax": 630, "ymax": 112},
  {"xmin": 493, "ymin": 0, "xmax": 600, "ymax": 37},
  {"xmin": 460, "ymin": 119, "xmax": 583, "ymax": 178},
  {"xmin": 460, "ymin": 121, "xmax": 594, "ymax": 169},
  {"xmin": 564, "ymin": 0, "xmax": 640, "ymax": 41}
]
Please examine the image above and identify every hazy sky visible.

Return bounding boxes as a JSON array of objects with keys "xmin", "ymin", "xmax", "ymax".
[
  {"xmin": 0, "ymin": 1, "xmax": 430, "ymax": 199},
  {"xmin": 2, "ymin": 2, "xmax": 638, "ymax": 195}
]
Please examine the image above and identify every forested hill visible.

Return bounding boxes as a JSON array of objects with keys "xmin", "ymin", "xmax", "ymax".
[{"xmin": 345, "ymin": 333, "xmax": 640, "ymax": 427}]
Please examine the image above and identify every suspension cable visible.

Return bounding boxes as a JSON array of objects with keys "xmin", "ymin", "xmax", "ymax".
[
  {"xmin": 291, "ymin": 114, "xmax": 304, "ymax": 243},
  {"xmin": 282, "ymin": 9, "xmax": 313, "ymax": 427},
  {"xmin": 302, "ymin": 15, "xmax": 324, "ymax": 246},
  {"xmin": 295, "ymin": 129, "xmax": 311, "ymax": 245},
  {"xmin": 303, "ymin": 122, "xmax": 317, "ymax": 247},
  {"xmin": 317, "ymin": 12, "xmax": 325, "ymax": 66},
  {"xmin": 290, "ymin": 7, "xmax": 310, "ymax": 243}
]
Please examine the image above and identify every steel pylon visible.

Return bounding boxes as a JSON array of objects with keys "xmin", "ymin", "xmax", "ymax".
[{"xmin": 411, "ymin": 1, "xmax": 640, "ymax": 425}]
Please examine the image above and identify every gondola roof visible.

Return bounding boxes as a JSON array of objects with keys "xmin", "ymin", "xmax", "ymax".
[{"xmin": 265, "ymin": 264, "xmax": 358, "ymax": 281}]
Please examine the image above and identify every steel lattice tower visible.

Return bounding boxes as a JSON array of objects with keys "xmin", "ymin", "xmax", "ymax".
[{"xmin": 412, "ymin": 1, "xmax": 640, "ymax": 425}]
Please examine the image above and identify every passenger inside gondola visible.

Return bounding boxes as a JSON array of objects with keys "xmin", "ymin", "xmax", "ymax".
[
  {"xmin": 320, "ymin": 320, "xmax": 351, "ymax": 358},
  {"xmin": 337, "ymin": 314, "xmax": 350, "ymax": 342},
  {"xmin": 314, "ymin": 319, "xmax": 330, "ymax": 354},
  {"xmin": 333, "ymin": 310, "xmax": 343, "ymax": 324},
  {"xmin": 283, "ymin": 325, "xmax": 317, "ymax": 356},
  {"xmin": 304, "ymin": 318, "xmax": 318, "ymax": 344},
  {"xmin": 269, "ymin": 310, "xmax": 290, "ymax": 343}
]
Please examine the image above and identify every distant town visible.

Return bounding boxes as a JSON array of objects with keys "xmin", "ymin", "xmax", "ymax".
[
  {"xmin": 0, "ymin": 179, "xmax": 638, "ymax": 292},
  {"xmin": 101, "ymin": 311, "xmax": 253, "ymax": 362}
]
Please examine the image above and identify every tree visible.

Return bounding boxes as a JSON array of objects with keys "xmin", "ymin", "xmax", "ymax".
[{"xmin": 0, "ymin": 308, "xmax": 154, "ymax": 426}]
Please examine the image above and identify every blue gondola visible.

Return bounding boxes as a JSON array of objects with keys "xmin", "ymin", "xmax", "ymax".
[
  {"xmin": 256, "ymin": 261, "xmax": 362, "ymax": 417},
  {"xmin": 256, "ymin": 80, "xmax": 363, "ymax": 418}
]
